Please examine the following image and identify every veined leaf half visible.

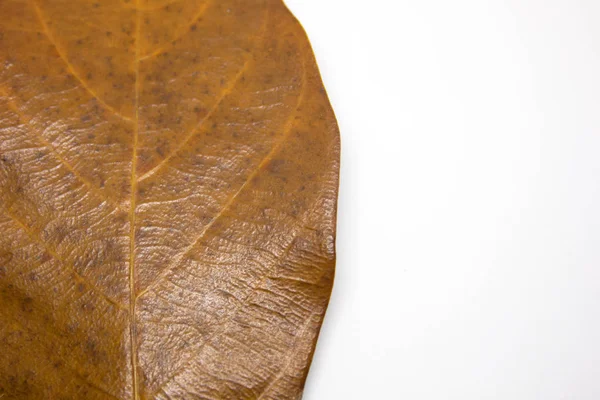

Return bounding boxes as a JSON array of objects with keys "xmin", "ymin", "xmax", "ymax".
[{"xmin": 0, "ymin": 0, "xmax": 339, "ymax": 399}]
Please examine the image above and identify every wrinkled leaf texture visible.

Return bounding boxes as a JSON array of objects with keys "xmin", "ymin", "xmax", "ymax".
[{"xmin": 0, "ymin": 0, "xmax": 339, "ymax": 399}]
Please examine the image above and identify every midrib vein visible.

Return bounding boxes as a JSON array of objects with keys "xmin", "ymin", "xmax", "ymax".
[{"xmin": 129, "ymin": 3, "xmax": 142, "ymax": 400}]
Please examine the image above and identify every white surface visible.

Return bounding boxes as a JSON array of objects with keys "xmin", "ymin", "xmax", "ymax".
[{"xmin": 283, "ymin": 0, "xmax": 600, "ymax": 399}]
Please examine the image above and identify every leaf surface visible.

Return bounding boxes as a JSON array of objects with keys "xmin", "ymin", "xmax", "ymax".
[{"xmin": 0, "ymin": 0, "xmax": 339, "ymax": 398}]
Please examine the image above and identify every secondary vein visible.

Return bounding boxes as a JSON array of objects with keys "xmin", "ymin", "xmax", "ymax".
[{"xmin": 31, "ymin": 0, "xmax": 134, "ymax": 123}]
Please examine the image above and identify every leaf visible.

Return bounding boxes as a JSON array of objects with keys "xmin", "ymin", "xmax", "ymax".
[{"xmin": 0, "ymin": 0, "xmax": 339, "ymax": 399}]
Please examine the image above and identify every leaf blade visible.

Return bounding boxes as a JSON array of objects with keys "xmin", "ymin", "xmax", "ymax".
[{"xmin": 0, "ymin": 1, "xmax": 339, "ymax": 399}]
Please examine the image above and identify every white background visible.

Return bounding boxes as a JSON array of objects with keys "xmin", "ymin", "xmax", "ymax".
[{"xmin": 284, "ymin": 0, "xmax": 600, "ymax": 399}]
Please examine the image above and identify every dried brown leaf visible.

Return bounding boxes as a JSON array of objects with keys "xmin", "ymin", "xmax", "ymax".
[{"xmin": 0, "ymin": 0, "xmax": 339, "ymax": 399}]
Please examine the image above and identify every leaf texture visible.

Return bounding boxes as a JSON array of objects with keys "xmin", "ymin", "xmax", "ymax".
[{"xmin": 0, "ymin": 0, "xmax": 340, "ymax": 399}]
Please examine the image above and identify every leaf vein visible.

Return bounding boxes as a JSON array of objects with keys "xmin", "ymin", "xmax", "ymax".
[
  {"xmin": 0, "ymin": 209, "xmax": 127, "ymax": 311},
  {"xmin": 256, "ymin": 312, "xmax": 317, "ymax": 400},
  {"xmin": 137, "ymin": 60, "xmax": 251, "ymax": 182},
  {"xmin": 136, "ymin": 47, "xmax": 306, "ymax": 299},
  {"xmin": 138, "ymin": 1, "xmax": 212, "ymax": 61},
  {"xmin": 1, "ymin": 88, "xmax": 128, "ymax": 214},
  {"xmin": 0, "ymin": 313, "xmax": 122, "ymax": 400},
  {"xmin": 31, "ymin": 0, "xmax": 134, "ymax": 123},
  {"xmin": 124, "ymin": 0, "xmax": 184, "ymax": 12},
  {"xmin": 137, "ymin": 8, "xmax": 272, "ymax": 182},
  {"xmin": 128, "ymin": 1, "xmax": 143, "ymax": 398},
  {"xmin": 150, "ymin": 234, "xmax": 300, "ymax": 397}
]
